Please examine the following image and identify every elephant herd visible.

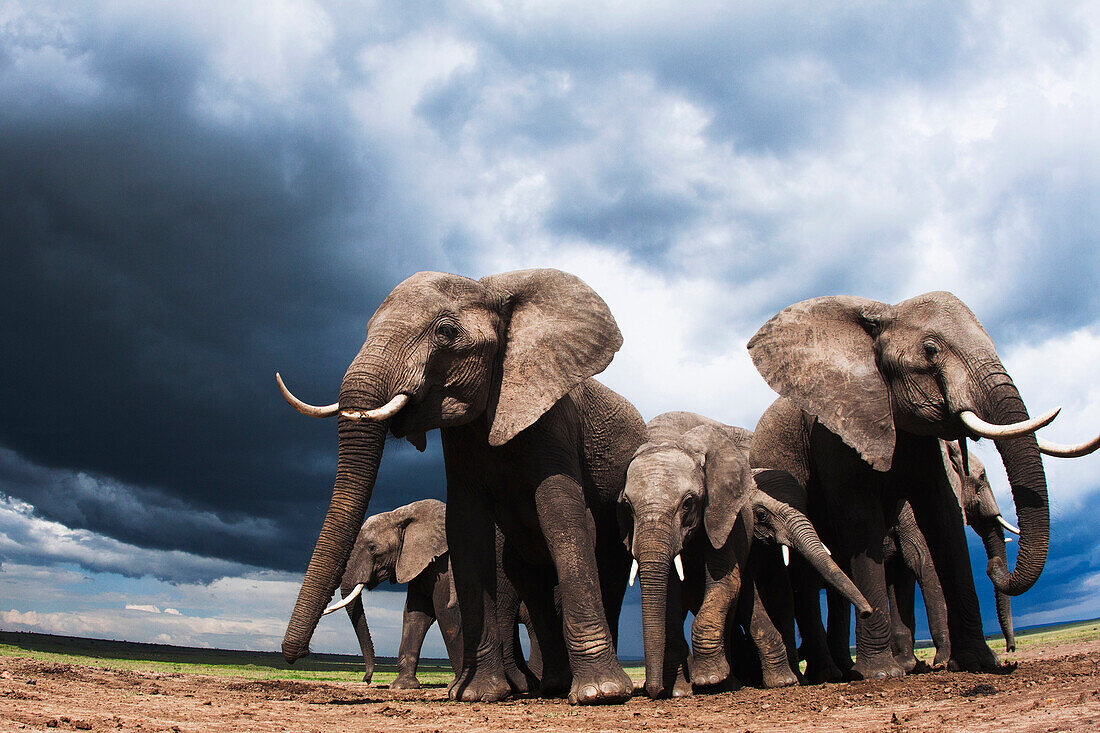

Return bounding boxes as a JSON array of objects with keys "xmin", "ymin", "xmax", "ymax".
[{"xmin": 275, "ymin": 269, "xmax": 1099, "ymax": 705}]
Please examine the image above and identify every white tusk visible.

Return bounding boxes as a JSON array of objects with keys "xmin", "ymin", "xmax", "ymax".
[
  {"xmin": 959, "ymin": 407, "xmax": 1060, "ymax": 440},
  {"xmin": 340, "ymin": 394, "xmax": 409, "ymax": 421},
  {"xmin": 321, "ymin": 583, "xmax": 364, "ymax": 616},
  {"xmin": 781, "ymin": 544, "xmax": 790, "ymax": 567},
  {"xmin": 996, "ymin": 515, "xmax": 1021, "ymax": 536},
  {"xmin": 1005, "ymin": 537, "xmax": 1013, "ymax": 543},
  {"xmin": 673, "ymin": 554, "xmax": 685, "ymax": 581},
  {"xmin": 276, "ymin": 373, "xmax": 340, "ymax": 418},
  {"xmin": 822, "ymin": 544, "xmax": 832, "ymax": 556},
  {"xmin": 628, "ymin": 558, "xmax": 638, "ymax": 587},
  {"xmin": 1037, "ymin": 432, "xmax": 1100, "ymax": 458}
]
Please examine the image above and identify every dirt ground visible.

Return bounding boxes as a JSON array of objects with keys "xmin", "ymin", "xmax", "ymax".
[{"xmin": 2, "ymin": 639, "xmax": 1100, "ymax": 733}]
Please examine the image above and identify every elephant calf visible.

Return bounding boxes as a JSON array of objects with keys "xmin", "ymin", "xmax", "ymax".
[{"xmin": 322, "ymin": 499, "xmax": 462, "ymax": 688}]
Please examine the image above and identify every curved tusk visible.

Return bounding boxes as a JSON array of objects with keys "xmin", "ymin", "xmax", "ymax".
[
  {"xmin": 340, "ymin": 394, "xmax": 409, "ymax": 422},
  {"xmin": 1037, "ymin": 432, "xmax": 1100, "ymax": 458},
  {"xmin": 1005, "ymin": 536, "xmax": 1013, "ymax": 543},
  {"xmin": 822, "ymin": 544, "xmax": 832, "ymax": 556},
  {"xmin": 321, "ymin": 583, "xmax": 365, "ymax": 616},
  {"xmin": 781, "ymin": 544, "xmax": 790, "ymax": 567},
  {"xmin": 673, "ymin": 554, "xmax": 685, "ymax": 581},
  {"xmin": 276, "ymin": 373, "xmax": 340, "ymax": 418},
  {"xmin": 959, "ymin": 407, "xmax": 1060, "ymax": 440},
  {"xmin": 996, "ymin": 515, "xmax": 1021, "ymax": 536},
  {"xmin": 628, "ymin": 558, "xmax": 638, "ymax": 587}
]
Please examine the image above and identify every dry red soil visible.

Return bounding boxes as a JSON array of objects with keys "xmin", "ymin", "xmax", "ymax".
[{"xmin": 3, "ymin": 640, "xmax": 1100, "ymax": 732}]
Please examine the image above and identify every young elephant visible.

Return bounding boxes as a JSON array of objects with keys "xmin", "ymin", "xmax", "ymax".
[
  {"xmin": 620, "ymin": 411, "xmax": 872, "ymax": 698},
  {"xmin": 323, "ymin": 499, "xmax": 461, "ymax": 688}
]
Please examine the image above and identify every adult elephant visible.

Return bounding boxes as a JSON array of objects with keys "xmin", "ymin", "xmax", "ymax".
[
  {"xmin": 321, "ymin": 499, "xmax": 461, "ymax": 688},
  {"xmin": 747, "ymin": 292, "xmax": 1096, "ymax": 678},
  {"xmin": 277, "ymin": 269, "xmax": 643, "ymax": 705},
  {"xmin": 620, "ymin": 411, "xmax": 871, "ymax": 698}
]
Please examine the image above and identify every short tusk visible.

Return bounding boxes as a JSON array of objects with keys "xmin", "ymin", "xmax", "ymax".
[
  {"xmin": 996, "ymin": 515, "xmax": 1021, "ymax": 536},
  {"xmin": 628, "ymin": 558, "xmax": 638, "ymax": 587},
  {"xmin": 276, "ymin": 373, "xmax": 340, "ymax": 418},
  {"xmin": 340, "ymin": 393, "xmax": 409, "ymax": 421},
  {"xmin": 673, "ymin": 554, "xmax": 685, "ymax": 582},
  {"xmin": 959, "ymin": 407, "xmax": 1060, "ymax": 440},
  {"xmin": 822, "ymin": 544, "xmax": 831, "ymax": 556},
  {"xmin": 781, "ymin": 544, "xmax": 790, "ymax": 567},
  {"xmin": 1005, "ymin": 537, "xmax": 1013, "ymax": 543},
  {"xmin": 1037, "ymin": 432, "xmax": 1100, "ymax": 458},
  {"xmin": 322, "ymin": 583, "xmax": 365, "ymax": 616}
]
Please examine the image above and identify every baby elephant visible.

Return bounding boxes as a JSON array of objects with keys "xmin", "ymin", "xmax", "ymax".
[
  {"xmin": 620, "ymin": 411, "xmax": 872, "ymax": 698},
  {"xmin": 323, "ymin": 499, "xmax": 461, "ymax": 689}
]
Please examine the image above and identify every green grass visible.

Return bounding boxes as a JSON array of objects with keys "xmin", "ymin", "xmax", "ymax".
[{"xmin": 909, "ymin": 618, "xmax": 1100, "ymax": 663}]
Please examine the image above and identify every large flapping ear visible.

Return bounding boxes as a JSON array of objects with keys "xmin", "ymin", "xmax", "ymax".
[
  {"xmin": 684, "ymin": 425, "xmax": 753, "ymax": 550},
  {"xmin": 748, "ymin": 295, "xmax": 896, "ymax": 471},
  {"xmin": 480, "ymin": 269, "xmax": 623, "ymax": 446},
  {"xmin": 395, "ymin": 499, "xmax": 448, "ymax": 584},
  {"xmin": 940, "ymin": 439, "xmax": 966, "ymax": 510}
]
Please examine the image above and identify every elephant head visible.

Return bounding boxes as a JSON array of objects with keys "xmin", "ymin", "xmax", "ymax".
[
  {"xmin": 621, "ymin": 414, "xmax": 870, "ymax": 698},
  {"xmin": 941, "ymin": 441, "xmax": 1016, "ymax": 651},
  {"xmin": 747, "ymin": 291, "xmax": 1098, "ymax": 597},
  {"xmin": 277, "ymin": 269, "xmax": 622, "ymax": 662}
]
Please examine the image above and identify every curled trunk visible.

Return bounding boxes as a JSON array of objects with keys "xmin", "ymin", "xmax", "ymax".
[
  {"xmin": 282, "ymin": 388, "xmax": 389, "ymax": 662},
  {"xmin": 981, "ymin": 372, "xmax": 1049, "ymax": 596}
]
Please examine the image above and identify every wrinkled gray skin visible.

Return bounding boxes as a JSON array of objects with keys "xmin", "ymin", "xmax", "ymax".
[
  {"xmin": 942, "ymin": 441, "xmax": 1016, "ymax": 651},
  {"xmin": 337, "ymin": 499, "xmax": 460, "ymax": 688},
  {"xmin": 280, "ymin": 270, "xmax": 643, "ymax": 705},
  {"xmin": 621, "ymin": 412, "xmax": 872, "ymax": 699},
  {"xmin": 749, "ymin": 292, "xmax": 1049, "ymax": 679},
  {"xmin": 883, "ymin": 501, "xmax": 951, "ymax": 672}
]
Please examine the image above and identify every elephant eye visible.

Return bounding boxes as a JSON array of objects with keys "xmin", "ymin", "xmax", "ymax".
[
  {"xmin": 682, "ymin": 496, "xmax": 696, "ymax": 514},
  {"xmin": 923, "ymin": 340, "xmax": 940, "ymax": 360},
  {"xmin": 435, "ymin": 321, "xmax": 459, "ymax": 344}
]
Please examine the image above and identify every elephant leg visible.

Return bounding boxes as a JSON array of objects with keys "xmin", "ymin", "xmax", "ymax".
[
  {"xmin": 392, "ymin": 592, "xmax": 435, "ymax": 690},
  {"xmin": 792, "ymin": 573, "xmax": 841, "ymax": 684},
  {"xmin": 524, "ymin": 608, "xmax": 544, "ymax": 679},
  {"xmin": 503, "ymin": 544, "xmax": 570, "ymax": 698},
  {"xmin": 825, "ymin": 585, "xmax": 853, "ymax": 676},
  {"xmin": 496, "ymin": 534, "xmax": 539, "ymax": 694},
  {"xmin": 690, "ymin": 548, "xmax": 742, "ymax": 688},
  {"xmin": 431, "ymin": 571, "xmax": 463, "ymax": 682},
  {"xmin": 345, "ymin": 591, "xmax": 376, "ymax": 683},
  {"xmin": 746, "ymin": 580, "xmax": 798, "ymax": 688},
  {"xmin": 902, "ymin": 438, "xmax": 997, "ymax": 671},
  {"xmin": 886, "ymin": 559, "xmax": 919, "ymax": 673},
  {"xmin": 595, "ymin": 507, "xmax": 629, "ymax": 648},
  {"xmin": 535, "ymin": 474, "xmax": 631, "ymax": 705},
  {"xmin": 752, "ymin": 550, "xmax": 802, "ymax": 684},
  {"xmin": 445, "ymin": 477, "xmax": 509, "ymax": 702},
  {"xmin": 895, "ymin": 503, "xmax": 950, "ymax": 667}
]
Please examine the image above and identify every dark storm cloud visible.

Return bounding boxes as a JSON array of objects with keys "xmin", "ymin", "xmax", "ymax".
[{"xmin": 0, "ymin": 6, "xmax": 446, "ymax": 573}]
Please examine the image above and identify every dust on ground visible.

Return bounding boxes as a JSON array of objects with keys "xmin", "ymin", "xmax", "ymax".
[{"xmin": 2, "ymin": 638, "xmax": 1098, "ymax": 732}]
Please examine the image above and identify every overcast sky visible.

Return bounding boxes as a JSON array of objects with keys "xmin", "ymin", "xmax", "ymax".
[{"xmin": 2, "ymin": 1, "xmax": 1099, "ymax": 660}]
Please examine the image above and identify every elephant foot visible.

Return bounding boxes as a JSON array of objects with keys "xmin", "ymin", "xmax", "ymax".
[
  {"xmin": 761, "ymin": 662, "xmax": 798, "ymax": 689},
  {"xmin": 932, "ymin": 647, "xmax": 950, "ymax": 668},
  {"xmin": 390, "ymin": 675, "xmax": 420, "ymax": 690},
  {"xmin": 568, "ymin": 663, "xmax": 632, "ymax": 705},
  {"xmin": 803, "ymin": 659, "xmax": 843, "ymax": 685},
  {"xmin": 362, "ymin": 671, "xmax": 373, "ymax": 684},
  {"xmin": 893, "ymin": 651, "xmax": 919, "ymax": 673},
  {"xmin": 948, "ymin": 642, "xmax": 1000, "ymax": 672},
  {"xmin": 690, "ymin": 652, "xmax": 730, "ymax": 688},
  {"xmin": 504, "ymin": 665, "xmax": 539, "ymax": 694},
  {"xmin": 671, "ymin": 668, "xmax": 693, "ymax": 698},
  {"xmin": 538, "ymin": 667, "xmax": 571, "ymax": 699},
  {"xmin": 850, "ymin": 655, "xmax": 906, "ymax": 680},
  {"xmin": 448, "ymin": 664, "xmax": 511, "ymax": 702}
]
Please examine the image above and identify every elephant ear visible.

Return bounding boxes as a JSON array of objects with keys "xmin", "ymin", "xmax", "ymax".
[
  {"xmin": 395, "ymin": 500, "xmax": 448, "ymax": 584},
  {"xmin": 481, "ymin": 269, "xmax": 623, "ymax": 446},
  {"xmin": 684, "ymin": 425, "xmax": 753, "ymax": 550},
  {"xmin": 748, "ymin": 295, "xmax": 896, "ymax": 471}
]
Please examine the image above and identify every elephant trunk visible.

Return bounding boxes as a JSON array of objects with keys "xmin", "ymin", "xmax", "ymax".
[
  {"xmin": 343, "ymin": 579, "xmax": 376, "ymax": 681},
  {"xmin": 282, "ymin": 377, "xmax": 389, "ymax": 663},
  {"xmin": 976, "ymin": 521, "xmax": 1015, "ymax": 651},
  {"xmin": 764, "ymin": 496, "xmax": 873, "ymax": 618},
  {"xmin": 979, "ymin": 370, "xmax": 1049, "ymax": 596},
  {"xmin": 635, "ymin": 522, "xmax": 675, "ymax": 699}
]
